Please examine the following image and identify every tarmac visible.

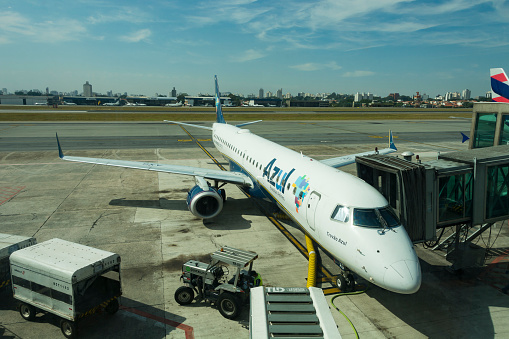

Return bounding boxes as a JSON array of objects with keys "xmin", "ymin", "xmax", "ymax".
[{"xmin": 1, "ymin": 118, "xmax": 509, "ymax": 338}]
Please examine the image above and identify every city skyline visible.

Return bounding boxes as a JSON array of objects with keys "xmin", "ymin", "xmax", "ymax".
[{"xmin": 1, "ymin": 1, "xmax": 508, "ymax": 98}]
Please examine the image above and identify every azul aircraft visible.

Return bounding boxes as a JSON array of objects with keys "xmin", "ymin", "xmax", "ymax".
[{"xmin": 56, "ymin": 76, "xmax": 421, "ymax": 294}]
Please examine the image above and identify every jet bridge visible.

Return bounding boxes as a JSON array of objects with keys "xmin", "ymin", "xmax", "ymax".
[{"xmin": 356, "ymin": 143, "xmax": 509, "ymax": 270}]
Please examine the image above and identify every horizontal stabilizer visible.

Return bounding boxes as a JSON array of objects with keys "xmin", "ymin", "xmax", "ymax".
[
  {"xmin": 321, "ymin": 130, "xmax": 397, "ymax": 168},
  {"xmin": 164, "ymin": 120, "xmax": 213, "ymax": 130},
  {"xmin": 236, "ymin": 120, "xmax": 262, "ymax": 128}
]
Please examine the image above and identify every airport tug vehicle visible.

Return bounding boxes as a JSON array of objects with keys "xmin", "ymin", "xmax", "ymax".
[
  {"xmin": 10, "ymin": 238, "xmax": 122, "ymax": 338},
  {"xmin": 175, "ymin": 246, "xmax": 260, "ymax": 319}
]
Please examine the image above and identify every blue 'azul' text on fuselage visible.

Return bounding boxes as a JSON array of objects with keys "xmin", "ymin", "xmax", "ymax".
[{"xmin": 262, "ymin": 158, "xmax": 295, "ymax": 194}]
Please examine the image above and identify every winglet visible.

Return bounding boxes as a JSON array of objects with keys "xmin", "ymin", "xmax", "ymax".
[
  {"xmin": 461, "ymin": 132, "xmax": 470, "ymax": 143},
  {"xmin": 56, "ymin": 133, "xmax": 64, "ymax": 159},
  {"xmin": 214, "ymin": 75, "xmax": 226, "ymax": 124},
  {"xmin": 389, "ymin": 130, "xmax": 397, "ymax": 151}
]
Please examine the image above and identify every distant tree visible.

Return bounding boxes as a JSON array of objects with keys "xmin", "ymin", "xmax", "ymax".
[
  {"xmin": 228, "ymin": 93, "xmax": 242, "ymax": 106},
  {"xmin": 177, "ymin": 93, "xmax": 188, "ymax": 103}
]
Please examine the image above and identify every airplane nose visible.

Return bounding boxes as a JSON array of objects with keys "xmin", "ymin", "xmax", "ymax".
[{"xmin": 384, "ymin": 260, "xmax": 421, "ymax": 294}]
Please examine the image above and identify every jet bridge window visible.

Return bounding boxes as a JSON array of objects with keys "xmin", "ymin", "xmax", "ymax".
[
  {"xmin": 331, "ymin": 205, "xmax": 350, "ymax": 223},
  {"xmin": 353, "ymin": 206, "xmax": 400, "ymax": 228},
  {"xmin": 486, "ymin": 163, "xmax": 509, "ymax": 220},
  {"xmin": 473, "ymin": 113, "xmax": 497, "ymax": 148}
]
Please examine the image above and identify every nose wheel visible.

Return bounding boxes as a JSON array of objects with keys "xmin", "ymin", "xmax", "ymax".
[{"xmin": 335, "ymin": 271, "xmax": 355, "ymax": 292}]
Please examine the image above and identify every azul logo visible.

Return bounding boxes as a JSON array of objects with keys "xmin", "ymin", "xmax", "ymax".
[
  {"xmin": 263, "ymin": 158, "xmax": 295, "ymax": 194},
  {"xmin": 292, "ymin": 175, "xmax": 310, "ymax": 212}
]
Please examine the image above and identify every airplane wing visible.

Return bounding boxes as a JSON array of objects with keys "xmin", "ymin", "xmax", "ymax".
[
  {"xmin": 320, "ymin": 131, "xmax": 397, "ymax": 168},
  {"xmin": 56, "ymin": 134, "xmax": 253, "ymax": 187}
]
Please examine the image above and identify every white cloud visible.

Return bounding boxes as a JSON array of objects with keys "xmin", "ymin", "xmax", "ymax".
[
  {"xmin": 120, "ymin": 29, "xmax": 152, "ymax": 43},
  {"xmin": 343, "ymin": 70, "xmax": 375, "ymax": 77},
  {"xmin": 231, "ymin": 49, "xmax": 266, "ymax": 62},
  {"xmin": 87, "ymin": 8, "xmax": 151, "ymax": 24},
  {"xmin": 0, "ymin": 11, "xmax": 86, "ymax": 43},
  {"xmin": 290, "ymin": 61, "xmax": 342, "ymax": 71}
]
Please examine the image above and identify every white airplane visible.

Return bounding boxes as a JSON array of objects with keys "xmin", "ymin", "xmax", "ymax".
[
  {"xmin": 56, "ymin": 76, "xmax": 421, "ymax": 294},
  {"xmin": 165, "ymin": 102, "xmax": 183, "ymax": 107},
  {"xmin": 103, "ymin": 100, "xmax": 121, "ymax": 106}
]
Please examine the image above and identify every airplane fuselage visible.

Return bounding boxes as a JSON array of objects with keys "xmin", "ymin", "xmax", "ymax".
[{"xmin": 212, "ymin": 123, "xmax": 421, "ymax": 294}]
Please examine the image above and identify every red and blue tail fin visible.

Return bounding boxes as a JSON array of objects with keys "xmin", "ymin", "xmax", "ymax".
[
  {"xmin": 215, "ymin": 75, "xmax": 226, "ymax": 124},
  {"xmin": 491, "ymin": 68, "xmax": 509, "ymax": 103}
]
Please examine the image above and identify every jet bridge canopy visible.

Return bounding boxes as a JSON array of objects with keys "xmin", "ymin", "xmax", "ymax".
[{"xmin": 356, "ymin": 142, "xmax": 509, "ymax": 244}]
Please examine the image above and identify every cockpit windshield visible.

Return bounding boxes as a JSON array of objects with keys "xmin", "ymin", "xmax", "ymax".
[{"xmin": 353, "ymin": 206, "xmax": 400, "ymax": 228}]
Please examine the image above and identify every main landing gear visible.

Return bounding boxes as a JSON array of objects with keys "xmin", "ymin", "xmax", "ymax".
[{"xmin": 334, "ymin": 262, "xmax": 356, "ymax": 292}]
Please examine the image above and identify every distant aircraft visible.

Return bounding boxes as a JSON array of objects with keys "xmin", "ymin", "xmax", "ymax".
[
  {"xmin": 165, "ymin": 102, "xmax": 183, "ymax": 107},
  {"xmin": 248, "ymin": 100, "xmax": 264, "ymax": 107},
  {"xmin": 103, "ymin": 100, "xmax": 121, "ymax": 106},
  {"xmin": 491, "ymin": 68, "xmax": 509, "ymax": 102},
  {"xmin": 56, "ymin": 76, "xmax": 421, "ymax": 294}
]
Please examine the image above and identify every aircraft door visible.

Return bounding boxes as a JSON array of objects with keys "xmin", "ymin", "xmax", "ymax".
[{"xmin": 306, "ymin": 191, "xmax": 321, "ymax": 231}]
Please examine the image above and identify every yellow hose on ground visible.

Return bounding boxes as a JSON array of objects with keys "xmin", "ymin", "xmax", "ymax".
[{"xmin": 305, "ymin": 235, "xmax": 316, "ymax": 288}]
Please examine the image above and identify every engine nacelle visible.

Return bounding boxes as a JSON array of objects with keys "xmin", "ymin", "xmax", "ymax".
[{"xmin": 187, "ymin": 185, "xmax": 224, "ymax": 219}]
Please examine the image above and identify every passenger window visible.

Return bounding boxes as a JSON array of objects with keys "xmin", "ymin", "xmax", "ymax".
[{"xmin": 331, "ymin": 205, "xmax": 350, "ymax": 223}]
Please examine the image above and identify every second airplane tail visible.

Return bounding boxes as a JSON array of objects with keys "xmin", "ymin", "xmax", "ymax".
[
  {"xmin": 215, "ymin": 75, "xmax": 226, "ymax": 124},
  {"xmin": 491, "ymin": 68, "xmax": 509, "ymax": 103}
]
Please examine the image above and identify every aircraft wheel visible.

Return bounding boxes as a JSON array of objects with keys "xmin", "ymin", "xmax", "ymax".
[
  {"xmin": 219, "ymin": 189, "xmax": 226, "ymax": 201},
  {"xmin": 345, "ymin": 273, "xmax": 355, "ymax": 292},
  {"xmin": 217, "ymin": 292, "xmax": 240, "ymax": 319},
  {"xmin": 336, "ymin": 275, "xmax": 347, "ymax": 291},
  {"xmin": 175, "ymin": 286, "xmax": 194, "ymax": 305},
  {"xmin": 19, "ymin": 303, "xmax": 36, "ymax": 321}
]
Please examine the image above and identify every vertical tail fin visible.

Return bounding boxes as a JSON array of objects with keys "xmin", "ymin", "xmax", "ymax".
[
  {"xmin": 215, "ymin": 75, "xmax": 226, "ymax": 124},
  {"xmin": 490, "ymin": 68, "xmax": 509, "ymax": 103}
]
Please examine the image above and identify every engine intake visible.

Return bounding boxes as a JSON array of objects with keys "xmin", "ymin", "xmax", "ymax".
[{"xmin": 187, "ymin": 185, "xmax": 223, "ymax": 218}]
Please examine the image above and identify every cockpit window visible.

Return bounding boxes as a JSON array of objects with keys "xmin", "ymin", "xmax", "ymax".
[
  {"xmin": 331, "ymin": 205, "xmax": 350, "ymax": 223},
  {"xmin": 353, "ymin": 206, "xmax": 400, "ymax": 228}
]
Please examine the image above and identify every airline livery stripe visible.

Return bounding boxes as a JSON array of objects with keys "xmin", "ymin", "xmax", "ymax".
[{"xmin": 491, "ymin": 78, "xmax": 509, "ymax": 101}]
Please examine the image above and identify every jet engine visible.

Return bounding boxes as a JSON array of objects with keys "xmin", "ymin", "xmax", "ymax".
[{"xmin": 187, "ymin": 184, "xmax": 224, "ymax": 219}]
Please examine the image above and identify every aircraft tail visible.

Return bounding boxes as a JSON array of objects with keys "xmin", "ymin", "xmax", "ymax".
[
  {"xmin": 215, "ymin": 75, "xmax": 226, "ymax": 124},
  {"xmin": 490, "ymin": 68, "xmax": 509, "ymax": 103}
]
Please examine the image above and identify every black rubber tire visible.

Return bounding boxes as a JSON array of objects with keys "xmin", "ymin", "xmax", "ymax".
[
  {"xmin": 19, "ymin": 303, "xmax": 36, "ymax": 321},
  {"xmin": 219, "ymin": 189, "xmax": 226, "ymax": 201},
  {"xmin": 346, "ymin": 273, "xmax": 356, "ymax": 292},
  {"xmin": 105, "ymin": 298, "xmax": 119, "ymax": 314},
  {"xmin": 174, "ymin": 286, "xmax": 194, "ymax": 305},
  {"xmin": 336, "ymin": 275, "xmax": 347, "ymax": 291},
  {"xmin": 60, "ymin": 319, "xmax": 76, "ymax": 339},
  {"xmin": 217, "ymin": 292, "xmax": 240, "ymax": 320}
]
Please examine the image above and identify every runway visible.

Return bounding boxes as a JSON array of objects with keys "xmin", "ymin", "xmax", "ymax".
[
  {"xmin": 0, "ymin": 119, "xmax": 471, "ymax": 152},
  {"xmin": 2, "ymin": 118, "xmax": 509, "ymax": 339}
]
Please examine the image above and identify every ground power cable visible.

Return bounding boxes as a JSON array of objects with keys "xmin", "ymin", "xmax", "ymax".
[{"xmin": 329, "ymin": 288, "xmax": 367, "ymax": 339}]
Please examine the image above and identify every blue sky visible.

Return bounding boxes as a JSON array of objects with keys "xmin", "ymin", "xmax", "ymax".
[{"xmin": 1, "ymin": 0, "xmax": 508, "ymax": 98}]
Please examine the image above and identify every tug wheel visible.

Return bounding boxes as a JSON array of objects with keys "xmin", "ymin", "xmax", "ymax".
[
  {"xmin": 217, "ymin": 292, "xmax": 240, "ymax": 319},
  {"xmin": 175, "ymin": 286, "xmax": 194, "ymax": 305}
]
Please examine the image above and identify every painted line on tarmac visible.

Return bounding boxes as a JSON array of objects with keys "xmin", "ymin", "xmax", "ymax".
[
  {"xmin": 0, "ymin": 186, "xmax": 25, "ymax": 206},
  {"xmin": 120, "ymin": 306, "xmax": 194, "ymax": 339}
]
